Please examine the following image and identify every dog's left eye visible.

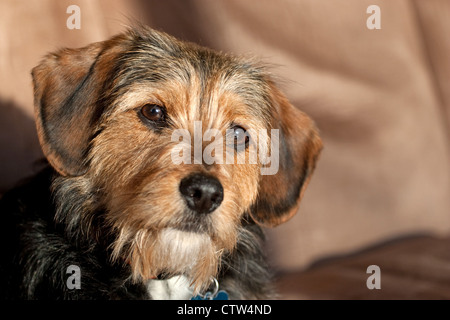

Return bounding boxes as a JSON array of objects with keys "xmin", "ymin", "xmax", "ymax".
[
  {"xmin": 140, "ymin": 104, "xmax": 165, "ymax": 122},
  {"xmin": 231, "ymin": 125, "xmax": 250, "ymax": 149}
]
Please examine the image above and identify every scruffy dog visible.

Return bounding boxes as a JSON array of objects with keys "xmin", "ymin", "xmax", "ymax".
[{"xmin": 0, "ymin": 26, "xmax": 322, "ymax": 299}]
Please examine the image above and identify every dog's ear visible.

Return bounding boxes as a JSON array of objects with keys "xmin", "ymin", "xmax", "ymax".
[
  {"xmin": 32, "ymin": 43, "xmax": 103, "ymax": 176},
  {"xmin": 249, "ymin": 82, "xmax": 322, "ymax": 227},
  {"xmin": 32, "ymin": 37, "xmax": 125, "ymax": 176}
]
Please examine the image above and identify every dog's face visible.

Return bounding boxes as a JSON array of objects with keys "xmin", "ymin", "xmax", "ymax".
[{"xmin": 32, "ymin": 26, "xmax": 322, "ymax": 291}]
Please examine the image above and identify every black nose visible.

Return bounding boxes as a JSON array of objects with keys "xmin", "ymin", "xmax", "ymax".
[{"xmin": 179, "ymin": 174, "xmax": 224, "ymax": 214}]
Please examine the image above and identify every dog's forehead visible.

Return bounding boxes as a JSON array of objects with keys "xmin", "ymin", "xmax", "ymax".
[{"xmin": 104, "ymin": 30, "xmax": 273, "ymax": 123}]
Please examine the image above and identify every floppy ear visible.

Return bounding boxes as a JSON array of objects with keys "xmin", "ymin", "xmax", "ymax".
[
  {"xmin": 32, "ymin": 43, "xmax": 104, "ymax": 176},
  {"xmin": 32, "ymin": 37, "xmax": 126, "ymax": 176},
  {"xmin": 249, "ymin": 83, "xmax": 323, "ymax": 227}
]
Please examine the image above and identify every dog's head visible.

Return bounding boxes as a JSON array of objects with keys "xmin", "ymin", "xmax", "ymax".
[{"xmin": 32, "ymin": 26, "xmax": 322, "ymax": 290}]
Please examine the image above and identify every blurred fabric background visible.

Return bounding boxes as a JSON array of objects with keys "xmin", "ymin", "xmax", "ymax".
[{"xmin": 1, "ymin": 0, "xmax": 449, "ymax": 299}]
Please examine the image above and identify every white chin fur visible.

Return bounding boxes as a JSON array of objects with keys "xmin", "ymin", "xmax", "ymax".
[
  {"xmin": 157, "ymin": 228, "xmax": 212, "ymax": 268},
  {"xmin": 146, "ymin": 228, "xmax": 217, "ymax": 299}
]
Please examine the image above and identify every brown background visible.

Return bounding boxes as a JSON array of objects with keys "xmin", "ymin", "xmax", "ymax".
[{"xmin": 1, "ymin": 0, "xmax": 449, "ymax": 299}]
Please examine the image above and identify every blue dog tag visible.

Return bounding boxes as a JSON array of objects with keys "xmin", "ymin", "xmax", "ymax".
[
  {"xmin": 191, "ymin": 277, "xmax": 228, "ymax": 300},
  {"xmin": 212, "ymin": 290, "xmax": 229, "ymax": 300},
  {"xmin": 191, "ymin": 290, "xmax": 229, "ymax": 300}
]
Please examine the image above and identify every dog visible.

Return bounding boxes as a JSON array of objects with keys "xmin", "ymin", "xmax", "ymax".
[{"xmin": 0, "ymin": 25, "xmax": 322, "ymax": 299}]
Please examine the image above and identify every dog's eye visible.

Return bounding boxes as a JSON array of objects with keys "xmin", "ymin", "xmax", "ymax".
[
  {"xmin": 140, "ymin": 104, "xmax": 165, "ymax": 122},
  {"xmin": 231, "ymin": 125, "xmax": 249, "ymax": 149}
]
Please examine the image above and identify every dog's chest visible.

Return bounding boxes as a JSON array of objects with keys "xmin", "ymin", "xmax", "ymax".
[{"xmin": 146, "ymin": 275, "xmax": 193, "ymax": 300}]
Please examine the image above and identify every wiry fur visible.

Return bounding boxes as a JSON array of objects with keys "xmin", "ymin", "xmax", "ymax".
[{"xmin": 0, "ymin": 25, "xmax": 322, "ymax": 299}]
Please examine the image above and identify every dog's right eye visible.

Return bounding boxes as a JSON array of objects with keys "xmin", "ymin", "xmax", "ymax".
[{"xmin": 140, "ymin": 104, "xmax": 165, "ymax": 122}]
